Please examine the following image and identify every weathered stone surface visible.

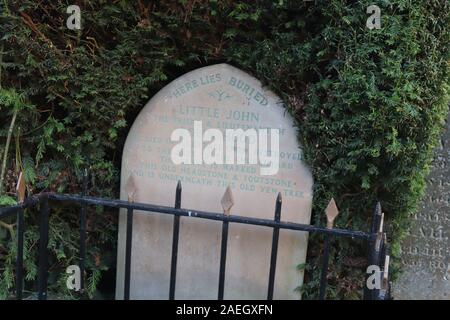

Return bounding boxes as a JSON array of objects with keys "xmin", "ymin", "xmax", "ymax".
[
  {"xmin": 116, "ymin": 64, "xmax": 313, "ymax": 299},
  {"xmin": 393, "ymin": 112, "xmax": 450, "ymax": 300}
]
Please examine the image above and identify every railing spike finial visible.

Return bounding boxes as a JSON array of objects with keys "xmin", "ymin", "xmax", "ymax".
[
  {"xmin": 16, "ymin": 172, "xmax": 26, "ymax": 203},
  {"xmin": 325, "ymin": 198, "xmax": 339, "ymax": 229},
  {"xmin": 379, "ymin": 212, "xmax": 385, "ymax": 233},
  {"xmin": 274, "ymin": 192, "xmax": 282, "ymax": 221},
  {"xmin": 375, "ymin": 201, "xmax": 382, "ymax": 214},
  {"xmin": 370, "ymin": 201, "xmax": 383, "ymax": 234},
  {"xmin": 375, "ymin": 201, "xmax": 382, "ymax": 221},
  {"xmin": 125, "ymin": 174, "xmax": 137, "ymax": 203},
  {"xmin": 175, "ymin": 180, "xmax": 182, "ymax": 209},
  {"xmin": 221, "ymin": 186, "xmax": 234, "ymax": 215},
  {"xmin": 276, "ymin": 192, "xmax": 282, "ymax": 203}
]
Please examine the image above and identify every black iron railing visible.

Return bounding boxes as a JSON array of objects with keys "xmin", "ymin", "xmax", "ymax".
[{"xmin": 0, "ymin": 177, "xmax": 391, "ymax": 300}]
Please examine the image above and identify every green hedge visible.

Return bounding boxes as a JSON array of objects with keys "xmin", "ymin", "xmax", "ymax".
[{"xmin": 0, "ymin": 0, "xmax": 449, "ymax": 299}]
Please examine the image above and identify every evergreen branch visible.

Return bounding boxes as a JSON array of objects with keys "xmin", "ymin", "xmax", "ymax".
[
  {"xmin": 0, "ymin": 44, "xmax": 3, "ymax": 90},
  {"xmin": 0, "ymin": 220, "xmax": 15, "ymax": 239},
  {"xmin": 0, "ymin": 108, "xmax": 17, "ymax": 194},
  {"xmin": 19, "ymin": 11, "xmax": 65, "ymax": 60}
]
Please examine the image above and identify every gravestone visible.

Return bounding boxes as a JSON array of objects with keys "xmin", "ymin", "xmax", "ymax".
[
  {"xmin": 116, "ymin": 64, "xmax": 313, "ymax": 299},
  {"xmin": 393, "ymin": 112, "xmax": 450, "ymax": 300}
]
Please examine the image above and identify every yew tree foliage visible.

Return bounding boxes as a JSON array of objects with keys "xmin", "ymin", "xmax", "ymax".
[{"xmin": 0, "ymin": 0, "xmax": 449, "ymax": 299}]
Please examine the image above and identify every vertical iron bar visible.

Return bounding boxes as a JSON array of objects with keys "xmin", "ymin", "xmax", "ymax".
[
  {"xmin": 16, "ymin": 209, "xmax": 24, "ymax": 300},
  {"xmin": 267, "ymin": 193, "xmax": 282, "ymax": 300},
  {"xmin": 318, "ymin": 234, "xmax": 331, "ymax": 300},
  {"xmin": 124, "ymin": 207, "xmax": 133, "ymax": 300},
  {"xmin": 381, "ymin": 243, "xmax": 391, "ymax": 300},
  {"xmin": 379, "ymin": 234, "xmax": 386, "ymax": 268},
  {"xmin": 37, "ymin": 195, "xmax": 49, "ymax": 300},
  {"xmin": 364, "ymin": 201, "xmax": 382, "ymax": 300},
  {"xmin": 169, "ymin": 181, "xmax": 182, "ymax": 300},
  {"xmin": 79, "ymin": 169, "xmax": 88, "ymax": 294},
  {"xmin": 371, "ymin": 232, "xmax": 385, "ymax": 300},
  {"xmin": 218, "ymin": 219, "xmax": 229, "ymax": 300}
]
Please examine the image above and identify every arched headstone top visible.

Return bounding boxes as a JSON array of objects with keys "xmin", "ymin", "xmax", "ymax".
[{"xmin": 117, "ymin": 63, "xmax": 313, "ymax": 299}]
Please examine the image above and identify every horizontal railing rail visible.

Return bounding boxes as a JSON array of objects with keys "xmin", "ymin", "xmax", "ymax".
[{"xmin": 46, "ymin": 192, "xmax": 371, "ymax": 240}]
